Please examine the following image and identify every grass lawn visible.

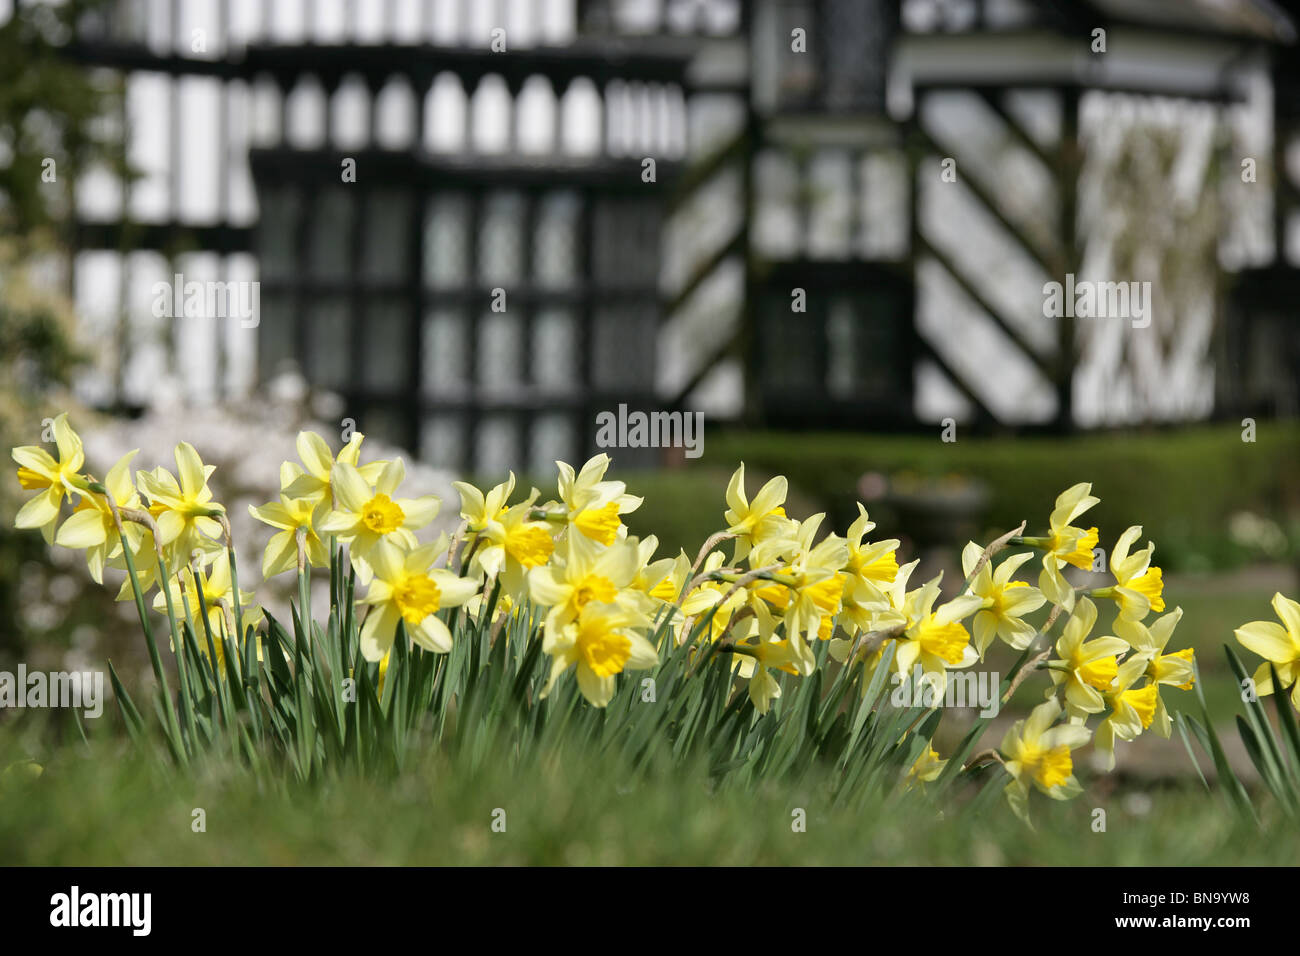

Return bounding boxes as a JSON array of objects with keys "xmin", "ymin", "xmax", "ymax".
[
  {"xmin": 2, "ymin": 561, "xmax": 1291, "ymax": 867},
  {"xmin": 1, "ymin": 732, "xmax": 1296, "ymax": 866}
]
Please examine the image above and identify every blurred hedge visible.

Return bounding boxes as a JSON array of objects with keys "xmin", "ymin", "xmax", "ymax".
[{"xmin": 611, "ymin": 422, "xmax": 1300, "ymax": 573}]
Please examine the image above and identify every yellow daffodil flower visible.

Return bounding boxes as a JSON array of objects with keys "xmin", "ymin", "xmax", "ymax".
[
  {"xmin": 961, "ymin": 544, "xmax": 1045, "ymax": 657},
  {"xmin": 53, "ymin": 450, "xmax": 140, "ymax": 583},
  {"xmin": 12, "ymin": 412, "xmax": 85, "ymax": 543},
  {"xmin": 357, "ymin": 538, "xmax": 479, "ymax": 661},
  {"xmin": 1100, "ymin": 525, "xmax": 1165, "ymax": 621},
  {"xmin": 280, "ymin": 429, "xmax": 386, "ymax": 503},
  {"xmin": 1033, "ymin": 483, "xmax": 1100, "ymax": 612},
  {"xmin": 1093, "ymin": 655, "xmax": 1159, "ymax": 770},
  {"xmin": 751, "ymin": 513, "xmax": 849, "ymax": 646},
  {"xmin": 628, "ymin": 535, "xmax": 685, "ymax": 605},
  {"xmin": 154, "ymin": 551, "xmax": 263, "ymax": 670},
  {"xmin": 906, "ymin": 744, "xmax": 948, "ymax": 790},
  {"xmin": 318, "ymin": 459, "xmax": 439, "ymax": 571},
  {"xmin": 732, "ymin": 630, "xmax": 801, "ymax": 714},
  {"xmin": 554, "ymin": 454, "xmax": 641, "ymax": 545},
  {"xmin": 1000, "ymin": 697, "xmax": 1090, "ymax": 822},
  {"xmin": 839, "ymin": 503, "xmax": 900, "ymax": 635},
  {"xmin": 1046, "ymin": 597, "xmax": 1130, "ymax": 717},
  {"xmin": 829, "ymin": 557, "xmax": 919, "ymax": 682},
  {"xmin": 136, "ymin": 442, "xmax": 225, "ymax": 564},
  {"xmin": 249, "ymin": 479, "xmax": 331, "ymax": 580},
  {"xmin": 893, "ymin": 574, "xmax": 984, "ymax": 697},
  {"xmin": 540, "ymin": 600, "xmax": 658, "ymax": 707},
  {"xmin": 723, "ymin": 462, "xmax": 797, "ymax": 561},
  {"xmin": 679, "ymin": 551, "xmax": 757, "ymax": 647},
  {"xmin": 454, "ymin": 475, "xmax": 556, "ymax": 595},
  {"xmin": 528, "ymin": 531, "xmax": 644, "ymax": 651},
  {"xmin": 1234, "ymin": 592, "xmax": 1300, "ymax": 711}
]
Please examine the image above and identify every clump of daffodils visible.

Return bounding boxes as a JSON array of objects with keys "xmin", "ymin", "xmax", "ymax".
[{"xmin": 11, "ymin": 420, "xmax": 1198, "ymax": 820}]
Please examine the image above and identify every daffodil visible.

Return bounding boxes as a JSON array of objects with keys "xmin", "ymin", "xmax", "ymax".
[
  {"xmin": 751, "ymin": 513, "xmax": 849, "ymax": 645},
  {"xmin": 839, "ymin": 504, "xmax": 900, "ymax": 636},
  {"xmin": 1093, "ymin": 655, "xmax": 1159, "ymax": 770},
  {"xmin": 1234, "ymin": 592, "xmax": 1300, "ymax": 711},
  {"xmin": 1097, "ymin": 525, "xmax": 1164, "ymax": 621},
  {"xmin": 829, "ymin": 557, "xmax": 919, "ymax": 682},
  {"xmin": 554, "ymin": 454, "xmax": 641, "ymax": 546},
  {"xmin": 1046, "ymin": 597, "xmax": 1130, "ymax": 717},
  {"xmin": 280, "ymin": 429, "xmax": 386, "ymax": 503},
  {"xmin": 628, "ymin": 535, "xmax": 685, "ymax": 605},
  {"xmin": 12, "ymin": 413, "xmax": 85, "ymax": 543},
  {"xmin": 680, "ymin": 551, "xmax": 757, "ymax": 647},
  {"xmin": 454, "ymin": 476, "xmax": 555, "ymax": 595},
  {"xmin": 1032, "ymin": 483, "xmax": 1100, "ymax": 612},
  {"xmin": 136, "ymin": 442, "xmax": 225, "ymax": 564},
  {"xmin": 961, "ymin": 544, "xmax": 1045, "ymax": 657},
  {"xmin": 249, "ymin": 476, "xmax": 331, "ymax": 579},
  {"xmin": 357, "ymin": 538, "xmax": 479, "ymax": 661},
  {"xmin": 318, "ymin": 459, "xmax": 439, "ymax": 571},
  {"xmin": 528, "ymin": 531, "xmax": 643, "ymax": 650},
  {"xmin": 1116, "ymin": 606, "xmax": 1192, "ymax": 737},
  {"xmin": 732, "ymin": 629, "xmax": 801, "ymax": 714},
  {"xmin": 53, "ymin": 450, "xmax": 140, "ymax": 583},
  {"xmin": 1000, "ymin": 697, "xmax": 1090, "ymax": 821},
  {"xmin": 540, "ymin": 600, "xmax": 658, "ymax": 707},
  {"xmin": 906, "ymin": 744, "xmax": 948, "ymax": 790},
  {"xmin": 723, "ymin": 463, "xmax": 797, "ymax": 561},
  {"xmin": 892, "ymin": 573, "xmax": 984, "ymax": 698}
]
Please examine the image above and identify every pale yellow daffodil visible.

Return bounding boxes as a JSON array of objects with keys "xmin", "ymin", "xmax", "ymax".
[
  {"xmin": 540, "ymin": 600, "xmax": 658, "ymax": 708},
  {"xmin": 357, "ymin": 537, "xmax": 479, "ymax": 661},
  {"xmin": 1047, "ymin": 597, "xmax": 1129, "ymax": 718},
  {"xmin": 961, "ymin": 543, "xmax": 1045, "ymax": 657},
  {"xmin": 1000, "ymin": 697, "xmax": 1090, "ymax": 822},
  {"xmin": 54, "ymin": 450, "xmax": 140, "ymax": 583},
  {"xmin": 1234, "ymin": 592, "xmax": 1300, "ymax": 711},
  {"xmin": 12, "ymin": 412, "xmax": 85, "ymax": 543}
]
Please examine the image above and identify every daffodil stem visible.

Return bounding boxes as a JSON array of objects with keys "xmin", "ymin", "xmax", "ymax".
[
  {"xmin": 961, "ymin": 521, "xmax": 1028, "ymax": 592},
  {"xmin": 157, "ymin": 551, "xmax": 198, "ymax": 753},
  {"xmin": 1002, "ymin": 650, "xmax": 1051, "ymax": 704},
  {"xmin": 218, "ymin": 514, "xmax": 247, "ymax": 662},
  {"xmin": 847, "ymin": 624, "xmax": 905, "ymax": 664},
  {"xmin": 103, "ymin": 498, "xmax": 187, "ymax": 765},
  {"xmin": 680, "ymin": 531, "xmax": 737, "ymax": 603}
]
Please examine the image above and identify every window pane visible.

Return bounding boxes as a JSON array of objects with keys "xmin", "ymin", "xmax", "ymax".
[
  {"xmin": 532, "ymin": 308, "xmax": 577, "ymax": 391},
  {"xmin": 477, "ymin": 310, "xmax": 524, "ymax": 394},
  {"xmin": 363, "ymin": 189, "xmax": 410, "ymax": 282},
  {"xmin": 257, "ymin": 188, "xmax": 299, "ymax": 280},
  {"xmin": 303, "ymin": 296, "xmax": 350, "ymax": 390},
  {"xmin": 423, "ymin": 193, "xmax": 469, "ymax": 288},
  {"xmin": 360, "ymin": 300, "xmax": 410, "ymax": 391},
  {"xmin": 308, "ymin": 188, "xmax": 353, "ymax": 279},
  {"xmin": 478, "ymin": 191, "xmax": 526, "ymax": 285},
  {"xmin": 534, "ymin": 191, "xmax": 581, "ymax": 288},
  {"xmin": 422, "ymin": 308, "xmax": 468, "ymax": 396}
]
